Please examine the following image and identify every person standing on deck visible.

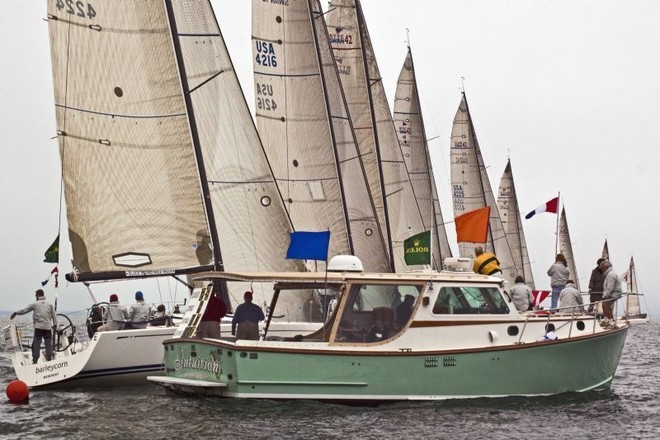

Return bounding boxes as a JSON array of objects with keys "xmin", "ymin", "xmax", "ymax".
[
  {"xmin": 588, "ymin": 258, "xmax": 607, "ymax": 314},
  {"xmin": 600, "ymin": 260, "xmax": 623, "ymax": 328},
  {"xmin": 197, "ymin": 289, "xmax": 227, "ymax": 339},
  {"xmin": 473, "ymin": 246, "xmax": 502, "ymax": 276},
  {"xmin": 10, "ymin": 289, "xmax": 57, "ymax": 364},
  {"xmin": 547, "ymin": 253, "xmax": 569, "ymax": 311},
  {"xmin": 231, "ymin": 291, "xmax": 265, "ymax": 341}
]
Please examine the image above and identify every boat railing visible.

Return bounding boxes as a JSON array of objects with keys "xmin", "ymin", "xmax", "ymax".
[{"xmin": 517, "ymin": 299, "xmax": 619, "ymax": 344}]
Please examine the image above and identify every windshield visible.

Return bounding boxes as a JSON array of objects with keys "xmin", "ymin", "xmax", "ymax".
[{"xmin": 335, "ymin": 283, "xmax": 422, "ymax": 343}]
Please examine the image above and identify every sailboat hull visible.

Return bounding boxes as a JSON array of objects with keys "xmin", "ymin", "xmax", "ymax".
[
  {"xmin": 152, "ymin": 326, "xmax": 628, "ymax": 401},
  {"xmin": 8, "ymin": 322, "xmax": 321, "ymax": 388}
]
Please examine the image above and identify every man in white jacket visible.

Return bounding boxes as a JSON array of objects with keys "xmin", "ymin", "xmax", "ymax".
[{"xmin": 10, "ymin": 289, "xmax": 57, "ymax": 363}]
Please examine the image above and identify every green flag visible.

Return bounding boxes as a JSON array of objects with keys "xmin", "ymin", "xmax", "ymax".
[
  {"xmin": 44, "ymin": 234, "xmax": 60, "ymax": 263},
  {"xmin": 403, "ymin": 230, "xmax": 431, "ymax": 265}
]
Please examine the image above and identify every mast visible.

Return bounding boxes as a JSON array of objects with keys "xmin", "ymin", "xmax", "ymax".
[{"xmin": 164, "ymin": 0, "xmax": 223, "ymax": 271}]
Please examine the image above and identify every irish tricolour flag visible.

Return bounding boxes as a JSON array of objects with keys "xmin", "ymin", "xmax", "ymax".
[{"xmin": 525, "ymin": 197, "xmax": 559, "ymax": 219}]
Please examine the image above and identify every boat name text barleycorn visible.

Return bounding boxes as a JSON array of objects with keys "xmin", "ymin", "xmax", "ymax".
[{"xmin": 35, "ymin": 361, "xmax": 68, "ymax": 374}]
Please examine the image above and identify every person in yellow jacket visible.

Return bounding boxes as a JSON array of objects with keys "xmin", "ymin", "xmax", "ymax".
[{"xmin": 473, "ymin": 247, "xmax": 502, "ymax": 276}]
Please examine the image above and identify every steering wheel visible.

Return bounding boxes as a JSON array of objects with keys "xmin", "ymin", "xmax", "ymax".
[{"xmin": 54, "ymin": 313, "xmax": 76, "ymax": 351}]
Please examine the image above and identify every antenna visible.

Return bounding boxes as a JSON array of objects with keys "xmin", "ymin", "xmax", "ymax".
[{"xmin": 405, "ymin": 28, "xmax": 410, "ymax": 48}]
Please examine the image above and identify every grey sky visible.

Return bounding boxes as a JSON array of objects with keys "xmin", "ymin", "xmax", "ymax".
[{"xmin": 1, "ymin": 1, "xmax": 658, "ymax": 313}]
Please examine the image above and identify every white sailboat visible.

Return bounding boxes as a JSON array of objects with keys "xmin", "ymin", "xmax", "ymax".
[
  {"xmin": 556, "ymin": 207, "xmax": 581, "ymax": 291},
  {"xmin": 251, "ymin": 0, "xmax": 391, "ymax": 273},
  {"xmin": 450, "ymin": 93, "xmax": 520, "ymax": 286},
  {"xmin": 497, "ymin": 160, "xmax": 535, "ymax": 288},
  {"xmin": 393, "ymin": 47, "xmax": 453, "ymax": 270},
  {"xmin": 326, "ymin": 0, "xmax": 428, "ymax": 272},
  {"xmin": 621, "ymin": 257, "xmax": 649, "ymax": 324},
  {"xmin": 6, "ymin": 0, "xmax": 314, "ymax": 388}
]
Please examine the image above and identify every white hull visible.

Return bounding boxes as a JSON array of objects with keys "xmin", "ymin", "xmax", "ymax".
[{"xmin": 8, "ymin": 321, "xmax": 321, "ymax": 388}]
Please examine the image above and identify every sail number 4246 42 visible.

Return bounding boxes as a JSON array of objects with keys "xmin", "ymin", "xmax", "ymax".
[{"xmin": 56, "ymin": 0, "xmax": 97, "ymax": 20}]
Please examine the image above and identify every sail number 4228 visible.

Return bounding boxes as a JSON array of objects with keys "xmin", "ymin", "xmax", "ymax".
[{"xmin": 55, "ymin": 0, "xmax": 97, "ymax": 20}]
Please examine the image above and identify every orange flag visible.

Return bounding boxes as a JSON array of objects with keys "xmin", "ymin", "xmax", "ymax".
[{"xmin": 455, "ymin": 206, "xmax": 490, "ymax": 243}]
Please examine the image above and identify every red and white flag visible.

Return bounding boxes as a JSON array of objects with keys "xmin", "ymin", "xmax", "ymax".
[
  {"xmin": 525, "ymin": 197, "xmax": 559, "ymax": 219},
  {"xmin": 532, "ymin": 290, "xmax": 550, "ymax": 307}
]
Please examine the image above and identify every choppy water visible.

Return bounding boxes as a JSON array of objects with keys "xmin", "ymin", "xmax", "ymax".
[{"xmin": 1, "ymin": 317, "xmax": 659, "ymax": 440}]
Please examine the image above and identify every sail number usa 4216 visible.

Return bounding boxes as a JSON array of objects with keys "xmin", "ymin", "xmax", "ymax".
[{"xmin": 55, "ymin": 0, "xmax": 97, "ymax": 20}]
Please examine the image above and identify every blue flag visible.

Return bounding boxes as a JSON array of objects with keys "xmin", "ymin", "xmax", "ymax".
[{"xmin": 286, "ymin": 231, "xmax": 330, "ymax": 261}]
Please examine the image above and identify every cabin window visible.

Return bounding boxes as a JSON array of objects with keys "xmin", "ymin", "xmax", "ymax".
[
  {"xmin": 432, "ymin": 286, "xmax": 510, "ymax": 315},
  {"xmin": 335, "ymin": 283, "xmax": 422, "ymax": 343}
]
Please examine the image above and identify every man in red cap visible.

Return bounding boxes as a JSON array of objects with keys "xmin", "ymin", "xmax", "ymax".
[
  {"xmin": 98, "ymin": 294, "xmax": 128, "ymax": 332},
  {"xmin": 231, "ymin": 291, "xmax": 265, "ymax": 340}
]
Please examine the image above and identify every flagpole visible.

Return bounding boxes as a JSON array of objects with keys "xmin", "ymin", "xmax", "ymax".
[{"xmin": 555, "ymin": 192, "xmax": 561, "ymax": 255}]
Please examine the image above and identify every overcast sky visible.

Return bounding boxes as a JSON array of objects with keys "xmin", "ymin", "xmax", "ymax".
[{"xmin": 1, "ymin": 1, "xmax": 658, "ymax": 314}]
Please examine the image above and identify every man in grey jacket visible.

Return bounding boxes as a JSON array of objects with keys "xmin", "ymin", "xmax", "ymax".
[
  {"xmin": 601, "ymin": 260, "xmax": 623, "ymax": 328},
  {"xmin": 128, "ymin": 291, "xmax": 151, "ymax": 329},
  {"xmin": 11, "ymin": 289, "xmax": 57, "ymax": 364}
]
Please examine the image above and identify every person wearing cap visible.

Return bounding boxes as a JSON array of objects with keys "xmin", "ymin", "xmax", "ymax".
[
  {"xmin": 128, "ymin": 291, "xmax": 151, "ymax": 329},
  {"xmin": 587, "ymin": 258, "xmax": 607, "ymax": 314},
  {"xmin": 10, "ymin": 289, "xmax": 57, "ymax": 364},
  {"xmin": 600, "ymin": 260, "xmax": 623, "ymax": 328},
  {"xmin": 197, "ymin": 288, "xmax": 227, "ymax": 339},
  {"xmin": 231, "ymin": 291, "xmax": 265, "ymax": 340},
  {"xmin": 472, "ymin": 246, "xmax": 502, "ymax": 276},
  {"xmin": 97, "ymin": 294, "xmax": 128, "ymax": 332}
]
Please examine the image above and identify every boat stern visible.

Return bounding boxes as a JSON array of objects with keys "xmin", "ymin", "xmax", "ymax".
[{"xmin": 148, "ymin": 338, "xmax": 232, "ymax": 396}]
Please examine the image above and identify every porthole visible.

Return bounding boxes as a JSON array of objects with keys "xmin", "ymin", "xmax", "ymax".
[{"xmin": 507, "ymin": 325, "xmax": 519, "ymax": 336}]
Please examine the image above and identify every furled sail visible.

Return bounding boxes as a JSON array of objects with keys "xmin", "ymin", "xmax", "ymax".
[
  {"xmin": 497, "ymin": 160, "xmax": 535, "ymax": 288},
  {"xmin": 326, "ymin": 0, "xmax": 427, "ymax": 272},
  {"xmin": 450, "ymin": 93, "xmax": 519, "ymax": 286},
  {"xmin": 251, "ymin": 0, "xmax": 390, "ymax": 272},
  {"xmin": 47, "ymin": 0, "xmax": 308, "ymax": 314},
  {"xmin": 393, "ymin": 48, "xmax": 453, "ymax": 270},
  {"xmin": 556, "ymin": 207, "xmax": 580, "ymax": 291}
]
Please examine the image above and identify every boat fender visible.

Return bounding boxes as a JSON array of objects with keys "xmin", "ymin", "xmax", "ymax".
[{"xmin": 488, "ymin": 330, "xmax": 498, "ymax": 342}]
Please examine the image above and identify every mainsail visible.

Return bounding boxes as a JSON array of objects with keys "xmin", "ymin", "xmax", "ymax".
[
  {"xmin": 251, "ymin": 0, "xmax": 390, "ymax": 272},
  {"xmin": 48, "ymin": 0, "xmax": 309, "ymax": 315},
  {"xmin": 393, "ymin": 48, "xmax": 453, "ymax": 270},
  {"xmin": 497, "ymin": 160, "xmax": 535, "ymax": 288},
  {"xmin": 556, "ymin": 207, "xmax": 580, "ymax": 292},
  {"xmin": 450, "ymin": 93, "xmax": 519, "ymax": 286},
  {"xmin": 326, "ymin": 0, "xmax": 427, "ymax": 272}
]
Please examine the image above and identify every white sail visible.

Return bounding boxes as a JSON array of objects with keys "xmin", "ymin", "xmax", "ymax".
[
  {"xmin": 497, "ymin": 160, "xmax": 535, "ymax": 288},
  {"xmin": 556, "ymin": 208, "xmax": 580, "ymax": 292},
  {"xmin": 326, "ymin": 0, "xmax": 427, "ymax": 272},
  {"xmin": 601, "ymin": 239, "xmax": 610, "ymax": 260},
  {"xmin": 251, "ymin": 0, "xmax": 390, "ymax": 272},
  {"xmin": 450, "ymin": 94, "xmax": 519, "ymax": 286},
  {"xmin": 623, "ymin": 257, "xmax": 643, "ymax": 317},
  {"xmin": 47, "ymin": 0, "xmax": 311, "ymax": 316},
  {"xmin": 48, "ymin": 1, "xmax": 211, "ymax": 279},
  {"xmin": 393, "ymin": 48, "xmax": 453, "ymax": 270}
]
